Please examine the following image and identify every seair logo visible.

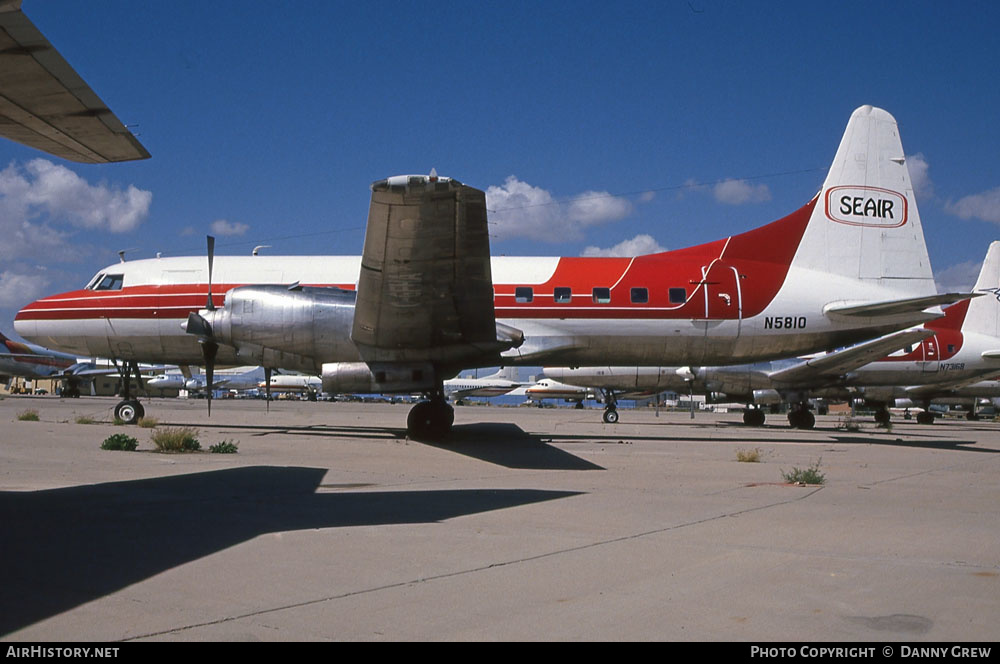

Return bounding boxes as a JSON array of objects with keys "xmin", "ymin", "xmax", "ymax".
[{"xmin": 825, "ymin": 186, "xmax": 907, "ymax": 228}]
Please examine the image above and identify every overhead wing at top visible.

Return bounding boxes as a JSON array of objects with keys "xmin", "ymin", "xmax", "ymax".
[
  {"xmin": 352, "ymin": 174, "xmax": 522, "ymax": 367},
  {"xmin": 768, "ymin": 327, "xmax": 934, "ymax": 386},
  {"xmin": 0, "ymin": 1, "xmax": 150, "ymax": 163}
]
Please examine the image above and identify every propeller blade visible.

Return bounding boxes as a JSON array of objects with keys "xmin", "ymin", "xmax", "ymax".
[{"xmin": 206, "ymin": 235, "xmax": 216, "ymax": 311}]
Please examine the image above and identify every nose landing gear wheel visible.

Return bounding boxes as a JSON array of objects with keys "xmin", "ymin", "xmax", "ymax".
[
  {"xmin": 602, "ymin": 409, "xmax": 619, "ymax": 424},
  {"xmin": 114, "ymin": 399, "xmax": 144, "ymax": 424}
]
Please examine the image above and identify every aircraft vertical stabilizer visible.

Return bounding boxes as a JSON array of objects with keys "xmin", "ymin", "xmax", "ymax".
[
  {"xmin": 794, "ymin": 106, "xmax": 934, "ymax": 296},
  {"xmin": 963, "ymin": 241, "xmax": 1000, "ymax": 338}
]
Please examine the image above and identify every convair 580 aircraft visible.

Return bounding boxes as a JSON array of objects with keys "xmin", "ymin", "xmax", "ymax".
[{"xmin": 14, "ymin": 106, "xmax": 969, "ymax": 437}]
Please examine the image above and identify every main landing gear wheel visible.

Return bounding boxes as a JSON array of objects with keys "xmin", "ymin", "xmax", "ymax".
[
  {"xmin": 787, "ymin": 409, "xmax": 815, "ymax": 429},
  {"xmin": 407, "ymin": 400, "xmax": 455, "ymax": 441},
  {"xmin": 602, "ymin": 408, "xmax": 619, "ymax": 424},
  {"xmin": 916, "ymin": 411, "xmax": 935, "ymax": 425},
  {"xmin": 966, "ymin": 410, "xmax": 980, "ymax": 421},
  {"xmin": 114, "ymin": 399, "xmax": 144, "ymax": 424},
  {"xmin": 873, "ymin": 408, "xmax": 891, "ymax": 426},
  {"xmin": 743, "ymin": 409, "xmax": 765, "ymax": 426}
]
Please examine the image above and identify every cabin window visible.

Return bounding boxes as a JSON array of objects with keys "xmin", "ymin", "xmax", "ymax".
[
  {"xmin": 515, "ymin": 287, "xmax": 533, "ymax": 303},
  {"xmin": 592, "ymin": 287, "xmax": 611, "ymax": 303},
  {"xmin": 669, "ymin": 287, "xmax": 687, "ymax": 304},
  {"xmin": 94, "ymin": 274, "xmax": 124, "ymax": 291},
  {"xmin": 630, "ymin": 287, "xmax": 648, "ymax": 304},
  {"xmin": 554, "ymin": 287, "xmax": 572, "ymax": 303}
]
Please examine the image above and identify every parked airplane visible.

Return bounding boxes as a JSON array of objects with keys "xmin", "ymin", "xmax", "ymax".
[
  {"xmin": 0, "ymin": 331, "xmax": 106, "ymax": 396},
  {"xmin": 147, "ymin": 366, "xmax": 265, "ymax": 394},
  {"xmin": 262, "ymin": 373, "xmax": 323, "ymax": 398},
  {"xmin": 886, "ymin": 378, "xmax": 1000, "ymax": 420},
  {"xmin": 14, "ymin": 107, "xmax": 970, "ymax": 437},
  {"xmin": 523, "ymin": 377, "xmax": 594, "ymax": 408},
  {"xmin": 444, "ymin": 367, "xmax": 520, "ymax": 403},
  {"xmin": 545, "ymin": 241, "xmax": 1000, "ymax": 428}
]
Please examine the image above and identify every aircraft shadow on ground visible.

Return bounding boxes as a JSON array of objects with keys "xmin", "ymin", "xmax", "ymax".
[
  {"xmin": 538, "ymin": 428, "xmax": 997, "ymax": 454},
  {"xmin": 158, "ymin": 420, "xmax": 605, "ymax": 471},
  {"xmin": 0, "ymin": 466, "xmax": 580, "ymax": 636},
  {"xmin": 418, "ymin": 423, "xmax": 605, "ymax": 470}
]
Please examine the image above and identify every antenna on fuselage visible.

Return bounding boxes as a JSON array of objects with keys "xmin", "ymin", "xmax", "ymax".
[{"xmin": 117, "ymin": 248, "xmax": 139, "ymax": 263}]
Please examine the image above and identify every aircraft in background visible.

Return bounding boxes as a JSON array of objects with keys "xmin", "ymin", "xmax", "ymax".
[
  {"xmin": 546, "ymin": 241, "xmax": 1000, "ymax": 428},
  {"xmin": 262, "ymin": 373, "xmax": 323, "ymax": 399},
  {"xmin": 444, "ymin": 367, "xmax": 520, "ymax": 403},
  {"xmin": 147, "ymin": 366, "xmax": 265, "ymax": 394},
  {"xmin": 15, "ymin": 106, "xmax": 971, "ymax": 437},
  {"xmin": 0, "ymin": 331, "xmax": 106, "ymax": 396},
  {"xmin": 520, "ymin": 377, "xmax": 594, "ymax": 408}
]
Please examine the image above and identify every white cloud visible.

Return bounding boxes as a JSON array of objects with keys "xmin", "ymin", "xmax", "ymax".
[
  {"xmin": 581, "ymin": 234, "xmax": 666, "ymax": 257},
  {"xmin": 210, "ymin": 219, "xmax": 249, "ymax": 236},
  {"xmin": 0, "ymin": 159, "xmax": 152, "ymax": 265},
  {"xmin": 934, "ymin": 260, "xmax": 983, "ymax": 294},
  {"xmin": 0, "ymin": 159, "xmax": 151, "ymax": 233},
  {"xmin": 486, "ymin": 176, "xmax": 632, "ymax": 242},
  {"xmin": 907, "ymin": 153, "xmax": 933, "ymax": 198},
  {"xmin": 946, "ymin": 186, "xmax": 1000, "ymax": 224},
  {"xmin": 712, "ymin": 178, "xmax": 771, "ymax": 205},
  {"xmin": 0, "ymin": 270, "xmax": 51, "ymax": 308}
]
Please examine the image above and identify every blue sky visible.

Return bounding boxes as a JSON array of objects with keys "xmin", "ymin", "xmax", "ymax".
[{"xmin": 3, "ymin": 0, "xmax": 1000, "ymax": 339}]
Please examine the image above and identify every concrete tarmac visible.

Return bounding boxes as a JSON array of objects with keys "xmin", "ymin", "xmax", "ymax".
[{"xmin": 0, "ymin": 395, "xmax": 997, "ymax": 641}]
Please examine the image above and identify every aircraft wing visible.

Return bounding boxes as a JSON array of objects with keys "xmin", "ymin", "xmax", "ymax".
[
  {"xmin": 351, "ymin": 175, "xmax": 522, "ymax": 369},
  {"xmin": 0, "ymin": 1, "xmax": 150, "ymax": 163},
  {"xmin": 767, "ymin": 328, "xmax": 935, "ymax": 386}
]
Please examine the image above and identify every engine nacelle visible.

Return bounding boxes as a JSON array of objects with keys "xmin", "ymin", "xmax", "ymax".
[
  {"xmin": 752, "ymin": 389, "xmax": 783, "ymax": 405},
  {"xmin": 322, "ymin": 362, "xmax": 436, "ymax": 394},
  {"xmin": 198, "ymin": 285, "xmax": 360, "ymax": 369}
]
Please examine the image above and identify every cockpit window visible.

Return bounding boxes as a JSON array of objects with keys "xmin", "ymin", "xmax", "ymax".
[
  {"xmin": 86, "ymin": 273, "xmax": 105, "ymax": 290},
  {"xmin": 94, "ymin": 274, "xmax": 125, "ymax": 291}
]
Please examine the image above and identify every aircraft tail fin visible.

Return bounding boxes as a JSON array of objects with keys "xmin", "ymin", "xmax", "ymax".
[
  {"xmin": 962, "ymin": 241, "xmax": 1000, "ymax": 337},
  {"xmin": 497, "ymin": 365, "xmax": 519, "ymax": 382},
  {"xmin": 792, "ymin": 106, "xmax": 936, "ymax": 301}
]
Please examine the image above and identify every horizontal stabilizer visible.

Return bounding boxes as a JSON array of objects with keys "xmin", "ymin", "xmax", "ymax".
[
  {"xmin": 823, "ymin": 292, "xmax": 978, "ymax": 319},
  {"xmin": 768, "ymin": 328, "xmax": 934, "ymax": 386}
]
